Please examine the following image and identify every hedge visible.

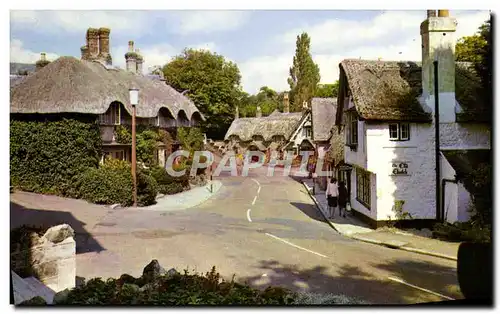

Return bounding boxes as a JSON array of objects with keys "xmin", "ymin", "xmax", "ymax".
[
  {"xmin": 73, "ymin": 158, "xmax": 158, "ymax": 207},
  {"xmin": 10, "ymin": 117, "xmax": 102, "ymax": 196}
]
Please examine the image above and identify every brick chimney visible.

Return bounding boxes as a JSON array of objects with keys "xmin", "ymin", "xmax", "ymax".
[
  {"xmin": 135, "ymin": 48, "xmax": 144, "ymax": 74},
  {"xmin": 86, "ymin": 28, "xmax": 99, "ymax": 59},
  {"xmin": 35, "ymin": 52, "xmax": 50, "ymax": 71},
  {"xmin": 235, "ymin": 106, "xmax": 239, "ymax": 119},
  {"xmin": 125, "ymin": 41, "xmax": 137, "ymax": 73},
  {"xmin": 283, "ymin": 92, "xmax": 290, "ymax": 113},
  {"xmin": 80, "ymin": 45, "xmax": 89, "ymax": 60},
  {"xmin": 420, "ymin": 9, "xmax": 457, "ymax": 123},
  {"xmin": 256, "ymin": 105, "xmax": 262, "ymax": 118},
  {"xmin": 98, "ymin": 27, "xmax": 112, "ymax": 65}
]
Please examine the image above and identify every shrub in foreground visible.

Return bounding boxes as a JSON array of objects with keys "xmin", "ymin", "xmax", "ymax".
[{"xmin": 42, "ymin": 261, "xmax": 366, "ymax": 306}]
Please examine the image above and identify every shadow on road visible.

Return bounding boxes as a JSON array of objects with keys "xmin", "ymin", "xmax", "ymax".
[
  {"xmin": 10, "ymin": 201, "xmax": 105, "ymax": 255},
  {"xmin": 290, "ymin": 202, "xmax": 325, "ymax": 223},
  {"xmin": 237, "ymin": 259, "xmax": 463, "ymax": 304}
]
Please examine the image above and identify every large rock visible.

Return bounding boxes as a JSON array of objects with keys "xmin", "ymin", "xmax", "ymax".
[
  {"xmin": 42, "ymin": 224, "xmax": 75, "ymax": 244},
  {"xmin": 142, "ymin": 259, "xmax": 166, "ymax": 281}
]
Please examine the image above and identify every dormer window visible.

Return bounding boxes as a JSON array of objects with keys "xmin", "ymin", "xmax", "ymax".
[
  {"xmin": 99, "ymin": 102, "xmax": 120, "ymax": 125},
  {"xmin": 389, "ymin": 123, "xmax": 410, "ymax": 141}
]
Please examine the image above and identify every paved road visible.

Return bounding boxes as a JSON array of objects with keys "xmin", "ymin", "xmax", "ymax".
[{"xmin": 11, "ymin": 154, "xmax": 463, "ymax": 304}]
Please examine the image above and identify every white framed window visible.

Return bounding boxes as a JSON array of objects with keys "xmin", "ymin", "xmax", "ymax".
[
  {"xmin": 389, "ymin": 123, "xmax": 410, "ymax": 141},
  {"xmin": 356, "ymin": 167, "xmax": 371, "ymax": 209},
  {"xmin": 389, "ymin": 123, "xmax": 399, "ymax": 140},
  {"xmin": 345, "ymin": 112, "xmax": 358, "ymax": 146},
  {"xmin": 99, "ymin": 102, "xmax": 121, "ymax": 125},
  {"xmin": 400, "ymin": 123, "xmax": 410, "ymax": 140}
]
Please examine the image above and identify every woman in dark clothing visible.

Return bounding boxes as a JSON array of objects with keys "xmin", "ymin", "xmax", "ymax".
[{"xmin": 338, "ymin": 181, "xmax": 348, "ymax": 218}]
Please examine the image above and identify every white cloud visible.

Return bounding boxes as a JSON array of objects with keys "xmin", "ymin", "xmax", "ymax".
[
  {"xmin": 170, "ymin": 11, "xmax": 252, "ymax": 35},
  {"xmin": 111, "ymin": 43, "xmax": 177, "ymax": 73},
  {"xmin": 241, "ymin": 10, "xmax": 490, "ymax": 93},
  {"xmin": 10, "ymin": 10, "xmax": 149, "ymax": 35},
  {"xmin": 188, "ymin": 42, "xmax": 218, "ymax": 52},
  {"xmin": 239, "ymin": 55, "xmax": 292, "ymax": 94},
  {"xmin": 10, "ymin": 39, "xmax": 59, "ymax": 63}
]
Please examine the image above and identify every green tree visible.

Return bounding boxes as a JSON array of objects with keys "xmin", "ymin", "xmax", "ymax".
[
  {"xmin": 238, "ymin": 86, "xmax": 282, "ymax": 117},
  {"xmin": 314, "ymin": 81, "xmax": 339, "ymax": 98},
  {"xmin": 455, "ymin": 17, "xmax": 491, "ymax": 114},
  {"xmin": 162, "ymin": 49, "xmax": 242, "ymax": 139},
  {"xmin": 455, "ymin": 35, "xmax": 487, "ymax": 63},
  {"xmin": 287, "ymin": 33, "xmax": 321, "ymax": 112}
]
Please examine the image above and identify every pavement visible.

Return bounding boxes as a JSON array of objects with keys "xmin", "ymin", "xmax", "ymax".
[
  {"xmin": 146, "ymin": 180, "xmax": 223, "ymax": 211},
  {"xmin": 302, "ymin": 179, "xmax": 460, "ymax": 261},
  {"xmin": 10, "ymin": 162, "xmax": 463, "ymax": 304}
]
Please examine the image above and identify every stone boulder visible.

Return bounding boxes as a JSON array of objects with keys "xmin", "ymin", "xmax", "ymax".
[
  {"xmin": 42, "ymin": 224, "xmax": 75, "ymax": 244},
  {"xmin": 142, "ymin": 259, "xmax": 166, "ymax": 281}
]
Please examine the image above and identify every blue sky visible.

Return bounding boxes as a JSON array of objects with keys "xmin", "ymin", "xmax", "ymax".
[{"xmin": 10, "ymin": 10, "xmax": 489, "ymax": 94}]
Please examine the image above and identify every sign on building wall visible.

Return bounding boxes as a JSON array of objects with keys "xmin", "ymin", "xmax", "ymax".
[{"xmin": 390, "ymin": 161, "xmax": 410, "ymax": 176}]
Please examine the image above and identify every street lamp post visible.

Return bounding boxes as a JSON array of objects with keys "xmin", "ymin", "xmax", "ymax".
[{"xmin": 130, "ymin": 87, "xmax": 139, "ymax": 207}]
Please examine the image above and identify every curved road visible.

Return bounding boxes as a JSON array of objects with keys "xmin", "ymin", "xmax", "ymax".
[{"xmin": 70, "ymin": 158, "xmax": 463, "ymax": 304}]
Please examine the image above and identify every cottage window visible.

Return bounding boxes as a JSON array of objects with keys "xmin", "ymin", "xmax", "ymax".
[
  {"xmin": 103, "ymin": 150, "xmax": 125, "ymax": 162},
  {"xmin": 356, "ymin": 167, "xmax": 371, "ymax": 209},
  {"xmin": 99, "ymin": 103, "xmax": 120, "ymax": 125},
  {"xmin": 389, "ymin": 123, "xmax": 410, "ymax": 141},
  {"xmin": 345, "ymin": 112, "xmax": 358, "ymax": 147}
]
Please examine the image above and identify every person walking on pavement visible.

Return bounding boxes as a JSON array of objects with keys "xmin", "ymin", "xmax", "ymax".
[
  {"xmin": 326, "ymin": 177, "xmax": 338, "ymax": 218},
  {"xmin": 338, "ymin": 181, "xmax": 348, "ymax": 218}
]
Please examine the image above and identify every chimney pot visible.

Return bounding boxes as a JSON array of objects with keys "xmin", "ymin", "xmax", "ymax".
[
  {"xmin": 283, "ymin": 92, "xmax": 290, "ymax": 113},
  {"xmin": 427, "ymin": 10, "xmax": 437, "ymax": 18},
  {"xmin": 41, "ymin": 52, "xmax": 46, "ymax": 61},
  {"xmin": 128, "ymin": 41, "xmax": 134, "ymax": 52},
  {"xmin": 438, "ymin": 10, "xmax": 450, "ymax": 17}
]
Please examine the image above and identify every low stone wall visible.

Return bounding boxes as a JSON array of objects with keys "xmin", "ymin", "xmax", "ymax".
[{"xmin": 11, "ymin": 224, "xmax": 76, "ymax": 293}]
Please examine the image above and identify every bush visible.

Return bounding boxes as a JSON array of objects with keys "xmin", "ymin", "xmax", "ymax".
[
  {"xmin": 137, "ymin": 169, "xmax": 158, "ymax": 206},
  {"xmin": 55, "ymin": 264, "xmax": 367, "ymax": 305},
  {"xmin": 10, "ymin": 117, "xmax": 102, "ymax": 196},
  {"xmin": 74, "ymin": 158, "xmax": 158, "ymax": 207},
  {"xmin": 58, "ymin": 266, "xmax": 295, "ymax": 305},
  {"xmin": 433, "ymin": 221, "xmax": 491, "ymax": 243},
  {"xmin": 150, "ymin": 166, "xmax": 188, "ymax": 195}
]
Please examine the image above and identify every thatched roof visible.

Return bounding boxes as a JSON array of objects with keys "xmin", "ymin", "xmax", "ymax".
[
  {"xmin": 248, "ymin": 141, "xmax": 267, "ymax": 151},
  {"xmin": 311, "ymin": 97, "xmax": 336, "ymax": 141},
  {"xmin": 336, "ymin": 59, "xmax": 487, "ymax": 124},
  {"xmin": 10, "ymin": 75, "xmax": 27, "ymax": 89},
  {"xmin": 10, "ymin": 57, "xmax": 205, "ymax": 121},
  {"xmin": 224, "ymin": 112, "xmax": 303, "ymax": 141}
]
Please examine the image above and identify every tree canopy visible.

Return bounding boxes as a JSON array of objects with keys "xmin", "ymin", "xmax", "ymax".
[
  {"xmin": 287, "ymin": 33, "xmax": 321, "ymax": 112},
  {"xmin": 162, "ymin": 49, "xmax": 242, "ymax": 139},
  {"xmin": 455, "ymin": 17, "xmax": 492, "ymax": 114},
  {"xmin": 314, "ymin": 81, "xmax": 339, "ymax": 98}
]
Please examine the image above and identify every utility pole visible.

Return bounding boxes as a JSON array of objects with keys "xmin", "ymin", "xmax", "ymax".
[{"xmin": 434, "ymin": 60, "xmax": 441, "ymax": 222}]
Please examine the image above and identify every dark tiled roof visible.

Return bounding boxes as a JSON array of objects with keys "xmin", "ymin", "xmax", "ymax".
[
  {"xmin": 10, "ymin": 62, "xmax": 36, "ymax": 75},
  {"xmin": 311, "ymin": 97, "xmax": 336, "ymax": 141}
]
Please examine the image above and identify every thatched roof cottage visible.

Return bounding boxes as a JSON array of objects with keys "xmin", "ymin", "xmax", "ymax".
[
  {"xmin": 334, "ymin": 10, "xmax": 491, "ymax": 228},
  {"xmin": 10, "ymin": 27, "xmax": 205, "ymax": 165}
]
